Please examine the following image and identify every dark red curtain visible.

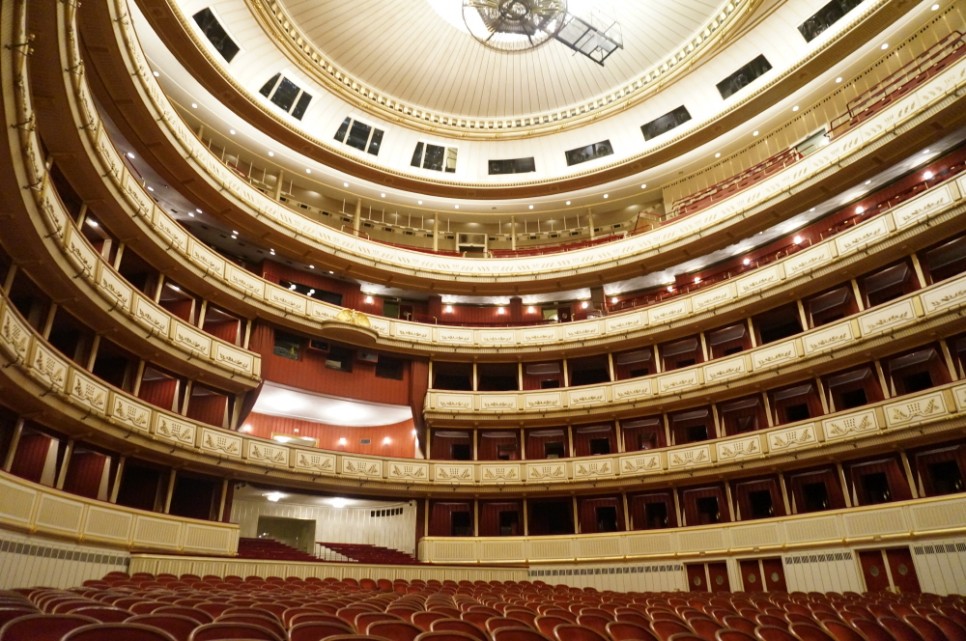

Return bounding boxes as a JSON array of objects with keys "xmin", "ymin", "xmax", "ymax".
[
  {"xmin": 63, "ymin": 450, "xmax": 108, "ymax": 499},
  {"xmin": 10, "ymin": 432, "xmax": 55, "ymax": 484},
  {"xmin": 428, "ymin": 501, "xmax": 472, "ymax": 536}
]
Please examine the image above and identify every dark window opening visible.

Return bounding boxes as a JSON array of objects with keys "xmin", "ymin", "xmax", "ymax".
[
  {"xmin": 686, "ymin": 425, "xmax": 709, "ymax": 443},
  {"xmin": 716, "ymin": 54, "xmax": 773, "ymax": 99},
  {"xmin": 595, "ymin": 506, "xmax": 619, "ymax": 532},
  {"xmin": 375, "ymin": 357, "xmax": 404, "ymax": 380},
  {"xmin": 696, "ymin": 497, "xmax": 721, "ymax": 524},
  {"xmin": 451, "ymin": 444, "xmax": 471, "ymax": 461},
  {"xmin": 193, "ymin": 8, "xmax": 240, "ymax": 62},
  {"xmin": 645, "ymin": 502, "xmax": 669, "ymax": 529},
  {"xmin": 565, "ymin": 140, "xmax": 614, "ymax": 166},
  {"xmin": 802, "ymin": 482, "xmax": 830, "ymax": 512},
  {"xmin": 902, "ymin": 371, "xmax": 933, "ymax": 393},
  {"xmin": 451, "ymin": 511, "xmax": 472, "ymax": 536},
  {"xmin": 273, "ymin": 331, "xmax": 302, "ymax": 360},
  {"xmin": 499, "ymin": 511, "xmax": 519, "ymax": 536},
  {"xmin": 798, "ymin": 0, "xmax": 864, "ymax": 42},
  {"xmin": 570, "ymin": 368, "xmax": 609, "ymax": 386},
  {"xmin": 641, "ymin": 106, "xmax": 692, "ymax": 141},
  {"xmin": 755, "ymin": 304, "xmax": 802, "ymax": 344},
  {"xmin": 840, "ymin": 388, "xmax": 868, "ymax": 409},
  {"xmin": 589, "ymin": 438, "xmax": 610, "ymax": 455},
  {"xmin": 545, "ymin": 442, "xmax": 565, "ymax": 459},
  {"xmin": 785, "ymin": 403, "xmax": 811, "ymax": 422},
  {"xmin": 540, "ymin": 379, "xmax": 560, "ymax": 389},
  {"xmin": 748, "ymin": 490, "xmax": 775, "ymax": 519},
  {"xmin": 860, "ymin": 472, "xmax": 892, "ymax": 505},
  {"xmin": 489, "ymin": 157, "xmax": 536, "ymax": 175},
  {"xmin": 925, "ymin": 461, "xmax": 963, "ymax": 495}
]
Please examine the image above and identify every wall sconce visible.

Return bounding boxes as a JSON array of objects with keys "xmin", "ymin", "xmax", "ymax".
[
  {"xmin": 443, "ymin": 304, "xmax": 454, "ymax": 313},
  {"xmin": 337, "ymin": 437, "xmax": 347, "ymax": 447},
  {"xmin": 382, "ymin": 436, "xmax": 392, "ymax": 446},
  {"xmin": 496, "ymin": 307, "xmax": 506, "ymax": 315},
  {"xmin": 364, "ymin": 295, "xmax": 374, "ymax": 304}
]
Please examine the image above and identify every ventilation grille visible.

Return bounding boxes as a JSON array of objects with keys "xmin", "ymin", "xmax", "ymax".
[
  {"xmin": 784, "ymin": 551, "xmax": 853, "ymax": 565},
  {"xmin": 913, "ymin": 543, "xmax": 966, "ymax": 555},
  {"xmin": 529, "ymin": 563, "xmax": 682, "ymax": 577},
  {"xmin": 0, "ymin": 538, "xmax": 128, "ymax": 567}
]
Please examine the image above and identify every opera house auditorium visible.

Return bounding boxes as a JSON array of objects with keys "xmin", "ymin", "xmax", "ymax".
[{"xmin": 0, "ymin": 0, "xmax": 965, "ymax": 639}]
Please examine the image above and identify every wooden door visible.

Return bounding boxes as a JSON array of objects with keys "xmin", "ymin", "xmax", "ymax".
[
  {"xmin": 886, "ymin": 548, "xmax": 921, "ymax": 593},
  {"xmin": 686, "ymin": 563, "xmax": 709, "ymax": 592},
  {"xmin": 859, "ymin": 549, "xmax": 891, "ymax": 592},
  {"xmin": 739, "ymin": 559, "xmax": 764, "ymax": 592},
  {"xmin": 707, "ymin": 561, "xmax": 731, "ymax": 592},
  {"xmin": 762, "ymin": 557, "xmax": 788, "ymax": 592}
]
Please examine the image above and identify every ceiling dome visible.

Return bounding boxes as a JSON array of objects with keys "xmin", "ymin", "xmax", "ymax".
[{"xmin": 267, "ymin": 0, "xmax": 742, "ymax": 121}]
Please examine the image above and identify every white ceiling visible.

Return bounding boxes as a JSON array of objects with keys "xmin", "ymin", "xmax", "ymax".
[
  {"xmin": 251, "ymin": 381, "xmax": 413, "ymax": 427},
  {"xmin": 275, "ymin": 0, "xmax": 729, "ymax": 119}
]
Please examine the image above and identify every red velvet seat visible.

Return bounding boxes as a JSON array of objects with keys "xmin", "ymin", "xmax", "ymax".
[
  {"xmin": 124, "ymin": 615, "xmax": 200, "ymax": 641},
  {"xmin": 430, "ymin": 618, "xmax": 488, "ymax": 641},
  {"xmin": 552, "ymin": 624, "xmax": 609, "ymax": 641},
  {"xmin": 605, "ymin": 621, "xmax": 659, "ymax": 641},
  {"xmin": 187, "ymin": 621, "xmax": 284, "ymax": 641},
  {"xmin": 492, "ymin": 627, "xmax": 554, "ymax": 641},
  {"xmin": 366, "ymin": 620, "xmax": 424, "ymax": 641}
]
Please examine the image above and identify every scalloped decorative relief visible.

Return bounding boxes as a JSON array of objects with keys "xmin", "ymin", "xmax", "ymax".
[
  {"xmin": 436, "ymin": 328, "xmax": 474, "ymax": 345},
  {"xmin": 394, "ymin": 324, "xmax": 432, "ymax": 341},
  {"xmin": 768, "ymin": 424, "xmax": 817, "ymax": 452},
  {"xmin": 479, "ymin": 395, "xmax": 518, "ymax": 412},
  {"xmin": 121, "ymin": 173, "xmax": 153, "ymax": 219},
  {"xmin": 172, "ymin": 323, "xmax": 212, "ymax": 356},
  {"xmin": 604, "ymin": 312, "xmax": 645, "ymax": 333},
  {"xmin": 692, "ymin": 284, "xmax": 737, "ymax": 311},
  {"xmin": 892, "ymin": 185, "xmax": 953, "ymax": 228},
  {"xmin": 199, "ymin": 428, "xmax": 242, "ymax": 458},
  {"xmin": 388, "ymin": 462, "xmax": 429, "ymax": 480},
  {"xmin": 704, "ymin": 356, "xmax": 746, "ymax": 383},
  {"xmin": 737, "ymin": 265, "xmax": 783, "ymax": 295},
  {"xmin": 214, "ymin": 343, "xmax": 255, "ymax": 375},
  {"xmin": 716, "ymin": 436, "xmax": 761, "ymax": 462},
  {"xmin": 568, "ymin": 387, "xmax": 607, "ymax": 407},
  {"xmin": 526, "ymin": 462, "xmax": 567, "ymax": 481},
  {"xmin": 479, "ymin": 331, "xmax": 515, "ymax": 346},
  {"xmin": 132, "ymin": 298, "xmax": 170, "ymax": 335},
  {"xmin": 293, "ymin": 449, "xmax": 336, "ymax": 473},
  {"xmin": 884, "ymin": 392, "xmax": 948, "ymax": 428},
  {"xmin": 858, "ymin": 299, "xmax": 916, "ymax": 335},
  {"xmin": 668, "ymin": 445, "xmax": 711, "ymax": 469},
  {"xmin": 752, "ymin": 341, "xmax": 798, "ymax": 369},
  {"xmin": 562, "ymin": 323, "xmax": 600, "ymax": 340},
  {"xmin": 920, "ymin": 273, "xmax": 966, "ymax": 314},
  {"xmin": 341, "ymin": 456, "xmax": 382, "ymax": 478},
  {"xmin": 434, "ymin": 394, "xmax": 474, "ymax": 411},
  {"xmin": 480, "ymin": 464, "xmax": 520, "ymax": 482},
  {"xmin": 108, "ymin": 394, "xmax": 151, "ymax": 432},
  {"xmin": 155, "ymin": 415, "xmax": 197, "ymax": 446},
  {"xmin": 612, "ymin": 378, "xmax": 652, "ymax": 401},
  {"xmin": 649, "ymin": 300, "xmax": 691, "ymax": 325},
  {"xmin": 96, "ymin": 269, "xmax": 133, "ymax": 310},
  {"xmin": 836, "ymin": 216, "xmax": 891, "ymax": 255},
  {"xmin": 38, "ymin": 189, "xmax": 66, "ymax": 239},
  {"xmin": 153, "ymin": 211, "xmax": 189, "ymax": 253},
  {"xmin": 433, "ymin": 464, "xmax": 474, "ymax": 483},
  {"xmin": 68, "ymin": 370, "xmax": 108, "ymax": 414},
  {"xmin": 657, "ymin": 369, "xmax": 699, "ymax": 394},
  {"xmin": 188, "ymin": 238, "xmax": 226, "ymax": 277},
  {"xmin": 266, "ymin": 286, "xmax": 306, "ymax": 314},
  {"xmin": 822, "ymin": 409, "xmax": 878, "ymax": 441},
  {"xmin": 519, "ymin": 327, "xmax": 558, "ymax": 344},
  {"xmin": 29, "ymin": 343, "xmax": 66, "ymax": 392},
  {"xmin": 574, "ymin": 459, "xmax": 614, "ymax": 479},
  {"xmin": 64, "ymin": 227, "xmax": 97, "ymax": 278},
  {"xmin": 785, "ymin": 243, "xmax": 834, "ymax": 277},
  {"xmin": 621, "ymin": 452, "xmax": 662, "ymax": 475},
  {"xmin": 225, "ymin": 264, "xmax": 265, "ymax": 298},
  {"xmin": 0, "ymin": 305, "xmax": 30, "ymax": 364},
  {"xmin": 306, "ymin": 299, "xmax": 339, "ymax": 322},
  {"xmin": 246, "ymin": 441, "xmax": 290, "ymax": 466},
  {"xmin": 954, "ymin": 383, "xmax": 966, "ymax": 412},
  {"xmin": 803, "ymin": 321, "xmax": 854, "ymax": 354},
  {"xmin": 523, "ymin": 392, "xmax": 563, "ymax": 411}
]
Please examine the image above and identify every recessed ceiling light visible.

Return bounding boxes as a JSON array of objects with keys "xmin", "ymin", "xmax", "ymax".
[
  {"xmin": 792, "ymin": 105, "xmax": 800, "ymax": 112},
  {"xmin": 880, "ymin": 43, "xmax": 889, "ymax": 50},
  {"xmin": 742, "ymin": 257, "xmax": 751, "ymax": 266},
  {"xmin": 343, "ymin": 182, "xmax": 349, "ymax": 188},
  {"xmin": 565, "ymin": 200, "xmax": 571, "ymax": 206},
  {"xmin": 640, "ymin": 184, "xmax": 647, "ymax": 189},
  {"xmin": 856, "ymin": 206, "xmax": 865, "ymax": 214},
  {"xmin": 752, "ymin": 130, "xmax": 759, "ymax": 136},
  {"xmin": 191, "ymin": 102, "xmax": 198, "ymax": 109},
  {"xmin": 454, "ymin": 204, "xmax": 460, "ymax": 209},
  {"xmin": 85, "ymin": 219, "xmax": 99, "ymax": 228},
  {"xmin": 380, "ymin": 193, "xmax": 386, "ymax": 198},
  {"xmin": 922, "ymin": 149, "xmax": 930, "ymax": 154},
  {"xmin": 126, "ymin": 152, "xmax": 135, "ymax": 159},
  {"xmin": 188, "ymin": 212, "xmax": 194, "ymax": 218},
  {"xmin": 196, "ymin": 208, "xmax": 203, "ymax": 214},
  {"xmin": 152, "ymin": 70, "xmax": 160, "ymax": 77},
  {"xmin": 835, "ymin": 76, "xmax": 843, "ymax": 83},
  {"xmin": 602, "ymin": 194, "xmax": 609, "ymax": 199},
  {"xmin": 417, "ymin": 200, "xmax": 423, "ymax": 205},
  {"xmin": 924, "ymin": 170, "xmax": 934, "ymax": 179},
  {"xmin": 268, "ymin": 151, "xmax": 275, "ymax": 157},
  {"xmin": 309, "ymin": 264, "xmax": 315, "ymax": 269},
  {"xmin": 715, "ymin": 152, "xmax": 721, "ymax": 158},
  {"xmin": 147, "ymin": 186, "xmax": 154, "ymax": 192},
  {"xmin": 305, "ymin": 168, "xmax": 312, "ymax": 174},
  {"xmin": 229, "ymin": 129, "xmax": 236, "ymax": 135},
  {"xmin": 528, "ymin": 205, "xmax": 534, "ymax": 210},
  {"xmin": 931, "ymin": 3, "xmax": 940, "ymax": 9}
]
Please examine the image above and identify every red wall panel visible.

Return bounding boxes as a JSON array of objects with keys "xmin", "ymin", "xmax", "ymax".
[
  {"xmin": 63, "ymin": 450, "xmax": 107, "ymax": 499},
  {"xmin": 244, "ymin": 413, "xmax": 417, "ymax": 459}
]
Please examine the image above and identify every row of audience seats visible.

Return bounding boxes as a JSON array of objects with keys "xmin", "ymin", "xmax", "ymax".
[
  {"xmin": 237, "ymin": 539, "xmax": 320, "ymax": 564},
  {"xmin": 0, "ymin": 571, "xmax": 963, "ymax": 641},
  {"xmin": 317, "ymin": 543, "xmax": 421, "ymax": 566}
]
